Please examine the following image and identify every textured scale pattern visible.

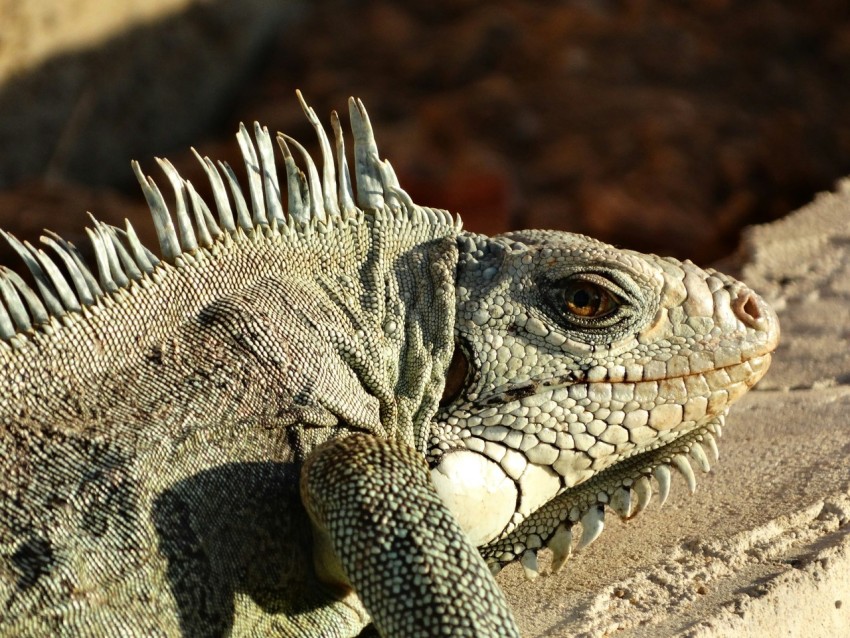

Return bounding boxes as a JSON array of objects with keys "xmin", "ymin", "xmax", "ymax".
[
  {"xmin": 428, "ymin": 230, "xmax": 777, "ymax": 574},
  {"xmin": 302, "ymin": 434, "xmax": 519, "ymax": 637},
  {"xmin": 0, "ymin": 92, "xmax": 779, "ymax": 637}
]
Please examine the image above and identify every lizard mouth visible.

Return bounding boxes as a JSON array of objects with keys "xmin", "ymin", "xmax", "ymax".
[
  {"xmin": 469, "ymin": 352, "xmax": 773, "ymax": 580},
  {"xmin": 435, "ymin": 333, "xmax": 774, "ymax": 579},
  {"xmin": 478, "ymin": 416, "xmax": 727, "ymax": 580},
  {"xmin": 472, "ymin": 351, "xmax": 773, "ymax": 408}
]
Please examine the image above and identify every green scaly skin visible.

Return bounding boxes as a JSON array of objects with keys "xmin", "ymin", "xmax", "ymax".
[{"xmin": 0, "ymin": 95, "xmax": 778, "ymax": 637}]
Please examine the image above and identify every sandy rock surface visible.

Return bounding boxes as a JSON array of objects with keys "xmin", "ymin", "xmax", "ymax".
[{"xmin": 499, "ymin": 184, "xmax": 850, "ymax": 637}]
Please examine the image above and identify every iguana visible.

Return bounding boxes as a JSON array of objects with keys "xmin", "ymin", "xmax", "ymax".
[{"xmin": 0, "ymin": 93, "xmax": 779, "ymax": 637}]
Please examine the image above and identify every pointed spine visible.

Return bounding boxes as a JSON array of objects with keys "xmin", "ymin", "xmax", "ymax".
[
  {"xmin": 0, "ymin": 293, "xmax": 14, "ymax": 338},
  {"xmin": 132, "ymin": 160, "xmax": 181, "ymax": 261},
  {"xmin": 40, "ymin": 234, "xmax": 97, "ymax": 305},
  {"xmin": 331, "ymin": 110, "xmax": 357, "ymax": 216},
  {"xmin": 122, "ymin": 221, "xmax": 158, "ymax": 274},
  {"xmin": 281, "ymin": 134, "xmax": 326, "ymax": 222},
  {"xmin": 86, "ymin": 228, "xmax": 118, "ymax": 292},
  {"xmin": 609, "ymin": 486, "xmax": 632, "ymax": 520},
  {"xmin": 297, "ymin": 90, "xmax": 341, "ymax": 218},
  {"xmin": 236, "ymin": 122, "xmax": 269, "ymax": 227},
  {"xmin": 100, "ymin": 224, "xmax": 142, "ymax": 281},
  {"xmin": 349, "ymin": 96, "xmax": 384, "ymax": 210},
  {"xmin": 0, "ymin": 269, "xmax": 33, "ymax": 331},
  {"xmin": 519, "ymin": 549, "xmax": 539, "ymax": 581},
  {"xmin": 253, "ymin": 122, "xmax": 286, "ymax": 226},
  {"xmin": 2, "ymin": 268, "xmax": 48, "ymax": 326},
  {"xmin": 277, "ymin": 134, "xmax": 310, "ymax": 224},
  {"xmin": 1, "ymin": 232, "xmax": 63, "ymax": 316},
  {"xmin": 377, "ymin": 159, "xmax": 402, "ymax": 211},
  {"xmin": 218, "ymin": 161, "xmax": 253, "ymax": 231},
  {"xmin": 192, "ymin": 148, "xmax": 236, "ymax": 233},
  {"xmin": 156, "ymin": 158, "xmax": 198, "ymax": 253},
  {"xmin": 30, "ymin": 245, "xmax": 81, "ymax": 312},
  {"xmin": 184, "ymin": 180, "xmax": 215, "ymax": 247},
  {"xmin": 42, "ymin": 231, "xmax": 103, "ymax": 298}
]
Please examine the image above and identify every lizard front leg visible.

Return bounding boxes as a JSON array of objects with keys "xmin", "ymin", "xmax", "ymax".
[{"xmin": 300, "ymin": 434, "xmax": 520, "ymax": 638}]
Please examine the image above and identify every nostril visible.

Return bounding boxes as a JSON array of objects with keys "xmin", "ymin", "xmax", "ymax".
[
  {"xmin": 733, "ymin": 290, "xmax": 762, "ymax": 328},
  {"xmin": 743, "ymin": 296, "xmax": 760, "ymax": 320}
]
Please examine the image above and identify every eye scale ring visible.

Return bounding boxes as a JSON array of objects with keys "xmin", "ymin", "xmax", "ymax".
[
  {"xmin": 562, "ymin": 279, "xmax": 619, "ymax": 319},
  {"xmin": 544, "ymin": 273, "xmax": 628, "ymax": 330}
]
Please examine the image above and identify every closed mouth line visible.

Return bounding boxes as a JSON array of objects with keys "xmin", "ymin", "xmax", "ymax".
[{"xmin": 477, "ymin": 353, "xmax": 771, "ymax": 407}]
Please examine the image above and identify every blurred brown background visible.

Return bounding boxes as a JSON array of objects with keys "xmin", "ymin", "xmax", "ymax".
[{"xmin": 1, "ymin": 0, "xmax": 849, "ymax": 266}]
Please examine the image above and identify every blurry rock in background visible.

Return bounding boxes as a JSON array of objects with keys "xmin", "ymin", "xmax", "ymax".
[{"xmin": 1, "ymin": 0, "xmax": 849, "ymax": 267}]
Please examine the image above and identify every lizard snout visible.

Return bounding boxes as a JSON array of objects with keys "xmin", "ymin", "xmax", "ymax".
[
  {"xmin": 730, "ymin": 285, "xmax": 780, "ymax": 354},
  {"xmin": 732, "ymin": 289, "xmax": 766, "ymax": 329}
]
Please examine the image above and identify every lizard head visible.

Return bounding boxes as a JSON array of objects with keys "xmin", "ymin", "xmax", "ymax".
[{"xmin": 429, "ymin": 229, "xmax": 779, "ymax": 577}]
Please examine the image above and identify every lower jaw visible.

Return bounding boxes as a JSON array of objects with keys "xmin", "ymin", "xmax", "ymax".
[{"xmin": 480, "ymin": 413, "xmax": 726, "ymax": 579}]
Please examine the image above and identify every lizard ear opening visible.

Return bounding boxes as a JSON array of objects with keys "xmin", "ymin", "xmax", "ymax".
[{"xmin": 440, "ymin": 342, "xmax": 470, "ymax": 406}]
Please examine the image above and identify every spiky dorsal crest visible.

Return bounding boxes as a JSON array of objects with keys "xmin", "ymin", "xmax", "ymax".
[{"xmin": 0, "ymin": 93, "xmax": 461, "ymax": 350}]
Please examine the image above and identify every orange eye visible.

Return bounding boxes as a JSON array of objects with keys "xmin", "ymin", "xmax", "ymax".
[{"xmin": 562, "ymin": 281, "xmax": 618, "ymax": 318}]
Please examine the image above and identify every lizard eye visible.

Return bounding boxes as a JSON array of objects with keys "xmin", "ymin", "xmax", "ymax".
[
  {"xmin": 562, "ymin": 279, "xmax": 618, "ymax": 319},
  {"xmin": 544, "ymin": 273, "xmax": 627, "ymax": 328}
]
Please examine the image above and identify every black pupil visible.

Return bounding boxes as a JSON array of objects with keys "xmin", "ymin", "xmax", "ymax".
[{"xmin": 572, "ymin": 288, "xmax": 592, "ymax": 308}]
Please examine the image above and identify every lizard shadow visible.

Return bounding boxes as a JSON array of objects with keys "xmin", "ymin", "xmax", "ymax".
[{"xmin": 152, "ymin": 461, "xmax": 331, "ymax": 636}]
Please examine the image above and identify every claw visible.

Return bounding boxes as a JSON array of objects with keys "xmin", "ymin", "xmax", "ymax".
[
  {"xmin": 672, "ymin": 454, "xmax": 697, "ymax": 493},
  {"xmin": 548, "ymin": 524, "xmax": 573, "ymax": 573},
  {"xmin": 609, "ymin": 486, "xmax": 632, "ymax": 520},
  {"xmin": 703, "ymin": 432, "xmax": 720, "ymax": 462},
  {"xmin": 520, "ymin": 549, "xmax": 539, "ymax": 580},
  {"xmin": 653, "ymin": 464, "xmax": 672, "ymax": 506},
  {"xmin": 633, "ymin": 475, "xmax": 653, "ymax": 515},
  {"xmin": 689, "ymin": 443, "xmax": 711, "ymax": 473},
  {"xmin": 577, "ymin": 505, "xmax": 605, "ymax": 550}
]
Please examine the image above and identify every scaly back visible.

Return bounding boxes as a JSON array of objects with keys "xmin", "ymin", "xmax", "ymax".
[
  {"xmin": 0, "ymin": 94, "xmax": 461, "ymax": 451},
  {"xmin": 0, "ymin": 93, "xmax": 459, "ymax": 355}
]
